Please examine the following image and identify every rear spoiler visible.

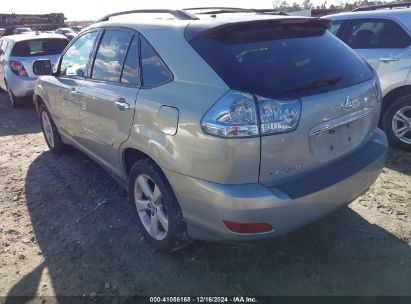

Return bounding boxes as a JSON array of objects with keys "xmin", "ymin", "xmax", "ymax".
[{"xmin": 186, "ymin": 18, "xmax": 331, "ymax": 43}]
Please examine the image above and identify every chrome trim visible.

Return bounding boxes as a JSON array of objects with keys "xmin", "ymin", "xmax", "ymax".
[{"xmin": 309, "ymin": 108, "xmax": 372, "ymax": 136}]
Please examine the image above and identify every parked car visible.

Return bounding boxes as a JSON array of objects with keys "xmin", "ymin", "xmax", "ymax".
[
  {"xmin": 13, "ymin": 27, "xmax": 34, "ymax": 34},
  {"xmin": 54, "ymin": 27, "xmax": 77, "ymax": 40},
  {"xmin": 70, "ymin": 26, "xmax": 83, "ymax": 33},
  {"xmin": 0, "ymin": 28, "xmax": 4, "ymax": 36},
  {"xmin": 0, "ymin": 33, "xmax": 69, "ymax": 107},
  {"xmin": 32, "ymin": 9, "xmax": 387, "ymax": 251},
  {"xmin": 325, "ymin": 4, "xmax": 411, "ymax": 151}
]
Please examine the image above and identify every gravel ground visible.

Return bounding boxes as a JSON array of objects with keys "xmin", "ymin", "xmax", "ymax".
[{"xmin": 0, "ymin": 92, "xmax": 410, "ymax": 299}]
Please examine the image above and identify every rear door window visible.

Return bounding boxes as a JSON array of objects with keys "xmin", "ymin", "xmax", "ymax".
[
  {"xmin": 91, "ymin": 30, "xmax": 133, "ymax": 83},
  {"xmin": 121, "ymin": 36, "xmax": 141, "ymax": 86},
  {"xmin": 140, "ymin": 38, "xmax": 173, "ymax": 88},
  {"xmin": 188, "ymin": 20, "xmax": 373, "ymax": 99},
  {"xmin": 343, "ymin": 18, "xmax": 411, "ymax": 49},
  {"xmin": 10, "ymin": 39, "xmax": 68, "ymax": 57}
]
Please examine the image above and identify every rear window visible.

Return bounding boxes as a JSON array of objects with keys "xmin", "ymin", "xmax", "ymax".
[
  {"xmin": 188, "ymin": 20, "xmax": 374, "ymax": 99},
  {"xmin": 11, "ymin": 39, "xmax": 68, "ymax": 57}
]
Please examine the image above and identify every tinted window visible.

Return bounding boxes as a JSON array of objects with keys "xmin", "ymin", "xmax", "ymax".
[
  {"xmin": 329, "ymin": 20, "xmax": 344, "ymax": 35},
  {"xmin": 91, "ymin": 30, "xmax": 132, "ymax": 83},
  {"xmin": 60, "ymin": 31, "xmax": 98, "ymax": 77},
  {"xmin": 10, "ymin": 39, "xmax": 68, "ymax": 57},
  {"xmin": 344, "ymin": 19, "xmax": 410, "ymax": 49},
  {"xmin": 392, "ymin": 26, "xmax": 411, "ymax": 48},
  {"xmin": 141, "ymin": 38, "xmax": 172, "ymax": 87},
  {"xmin": 121, "ymin": 36, "xmax": 141, "ymax": 86},
  {"xmin": 189, "ymin": 24, "xmax": 373, "ymax": 99}
]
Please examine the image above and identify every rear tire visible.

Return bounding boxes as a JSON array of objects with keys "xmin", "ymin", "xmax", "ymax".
[
  {"xmin": 382, "ymin": 95, "xmax": 411, "ymax": 152},
  {"xmin": 39, "ymin": 103, "xmax": 70, "ymax": 153},
  {"xmin": 128, "ymin": 158, "xmax": 188, "ymax": 252}
]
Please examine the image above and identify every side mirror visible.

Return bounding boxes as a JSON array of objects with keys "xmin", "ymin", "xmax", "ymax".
[{"xmin": 32, "ymin": 59, "xmax": 52, "ymax": 76}]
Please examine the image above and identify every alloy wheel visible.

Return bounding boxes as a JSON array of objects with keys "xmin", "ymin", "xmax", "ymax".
[
  {"xmin": 134, "ymin": 174, "xmax": 168, "ymax": 240},
  {"xmin": 392, "ymin": 106, "xmax": 411, "ymax": 144},
  {"xmin": 41, "ymin": 111, "xmax": 55, "ymax": 148}
]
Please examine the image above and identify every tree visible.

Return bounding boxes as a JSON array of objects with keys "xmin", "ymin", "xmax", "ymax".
[{"xmin": 302, "ymin": 0, "xmax": 313, "ymax": 9}]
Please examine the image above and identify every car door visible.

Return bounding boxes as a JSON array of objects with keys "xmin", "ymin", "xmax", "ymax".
[
  {"xmin": 45, "ymin": 30, "xmax": 99, "ymax": 138},
  {"xmin": 77, "ymin": 28, "xmax": 140, "ymax": 176},
  {"xmin": 341, "ymin": 18, "xmax": 411, "ymax": 94}
]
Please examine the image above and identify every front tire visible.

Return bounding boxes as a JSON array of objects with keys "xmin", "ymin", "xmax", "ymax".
[
  {"xmin": 39, "ymin": 103, "xmax": 70, "ymax": 153},
  {"xmin": 382, "ymin": 95, "xmax": 411, "ymax": 152},
  {"xmin": 129, "ymin": 158, "xmax": 187, "ymax": 252}
]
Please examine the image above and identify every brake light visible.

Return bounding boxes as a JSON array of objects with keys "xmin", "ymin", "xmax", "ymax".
[
  {"xmin": 9, "ymin": 60, "xmax": 28, "ymax": 77},
  {"xmin": 223, "ymin": 220, "xmax": 273, "ymax": 234},
  {"xmin": 201, "ymin": 90, "xmax": 302, "ymax": 138}
]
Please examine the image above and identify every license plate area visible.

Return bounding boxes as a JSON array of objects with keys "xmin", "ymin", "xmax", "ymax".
[{"xmin": 309, "ymin": 108, "xmax": 372, "ymax": 162}]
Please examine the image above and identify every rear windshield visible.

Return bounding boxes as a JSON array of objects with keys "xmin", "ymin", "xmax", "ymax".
[
  {"xmin": 188, "ymin": 20, "xmax": 374, "ymax": 99},
  {"xmin": 11, "ymin": 39, "xmax": 68, "ymax": 57}
]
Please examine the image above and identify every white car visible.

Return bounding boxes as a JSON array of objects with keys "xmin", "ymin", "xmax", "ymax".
[
  {"xmin": 0, "ymin": 33, "xmax": 69, "ymax": 107},
  {"xmin": 325, "ymin": 3, "xmax": 411, "ymax": 151}
]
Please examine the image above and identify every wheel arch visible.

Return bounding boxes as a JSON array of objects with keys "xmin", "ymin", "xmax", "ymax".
[
  {"xmin": 382, "ymin": 85, "xmax": 411, "ymax": 117},
  {"xmin": 33, "ymin": 94, "xmax": 44, "ymax": 117},
  {"xmin": 122, "ymin": 148, "xmax": 157, "ymax": 179}
]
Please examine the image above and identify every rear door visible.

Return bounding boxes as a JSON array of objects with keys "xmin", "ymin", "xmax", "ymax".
[
  {"xmin": 77, "ymin": 28, "xmax": 140, "ymax": 176},
  {"xmin": 341, "ymin": 18, "xmax": 411, "ymax": 93}
]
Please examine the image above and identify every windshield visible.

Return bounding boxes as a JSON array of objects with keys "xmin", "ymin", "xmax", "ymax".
[
  {"xmin": 188, "ymin": 20, "xmax": 374, "ymax": 99},
  {"xmin": 18, "ymin": 28, "xmax": 33, "ymax": 33},
  {"xmin": 11, "ymin": 39, "xmax": 68, "ymax": 57}
]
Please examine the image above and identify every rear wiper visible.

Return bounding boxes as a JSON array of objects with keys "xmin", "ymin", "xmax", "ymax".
[{"xmin": 286, "ymin": 76, "xmax": 342, "ymax": 93}]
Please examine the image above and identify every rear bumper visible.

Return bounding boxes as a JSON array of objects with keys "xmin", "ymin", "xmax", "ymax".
[
  {"xmin": 164, "ymin": 129, "xmax": 388, "ymax": 241},
  {"xmin": 6, "ymin": 70, "xmax": 36, "ymax": 98}
]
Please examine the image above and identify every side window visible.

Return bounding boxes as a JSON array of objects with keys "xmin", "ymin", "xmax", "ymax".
[
  {"xmin": 121, "ymin": 36, "xmax": 141, "ymax": 86},
  {"xmin": 60, "ymin": 31, "xmax": 98, "ymax": 77},
  {"xmin": 91, "ymin": 30, "xmax": 132, "ymax": 83},
  {"xmin": 344, "ymin": 19, "xmax": 409, "ymax": 49},
  {"xmin": 140, "ymin": 38, "xmax": 172, "ymax": 88},
  {"xmin": 328, "ymin": 20, "xmax": 344, "ymax": 36},
  {"xmin": 392, "ymin": 26, "xmax": 411, "ymax": 48}
]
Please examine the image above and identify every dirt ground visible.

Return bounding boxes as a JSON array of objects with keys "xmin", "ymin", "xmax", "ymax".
[{"xmin": 0, "ymin": 91, "xmax": 410, "ymax": 299}]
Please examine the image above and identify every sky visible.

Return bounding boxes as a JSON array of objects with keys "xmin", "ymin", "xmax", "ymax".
[{"xmin": 1, "ymin": 0, "xmax": 345, "ymax": 21}]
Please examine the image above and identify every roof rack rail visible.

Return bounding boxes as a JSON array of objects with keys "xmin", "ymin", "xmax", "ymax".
[
  {"xmin": 184, "ymin": 7, "xmax": 288, "ymax": 16},
  {"xmin": 353, "ymin": 2, "xmax": 411, "ymax": 11},
  {"xmin": 96, "ymin": 9, "xmax": 199, "ymax": 23}
]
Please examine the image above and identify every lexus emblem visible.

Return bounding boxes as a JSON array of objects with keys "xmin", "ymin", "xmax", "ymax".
[{"xmin": 341, "ymin": 96, "xmax": 353, "ymax": 110}]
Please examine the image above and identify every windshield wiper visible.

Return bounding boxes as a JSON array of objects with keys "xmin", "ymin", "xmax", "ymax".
[{"xmin": 286, "ymin": 76, "xmax": 342, "ymax": 93}]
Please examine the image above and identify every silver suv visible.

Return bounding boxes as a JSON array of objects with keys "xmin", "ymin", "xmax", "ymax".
[
  {"xmin": 325, "ymin": 4, "xmax": 411, "ymax": 151},
  {"xmin": 32, "ymin": 9, "xmax": 387, "ymax": 251}
]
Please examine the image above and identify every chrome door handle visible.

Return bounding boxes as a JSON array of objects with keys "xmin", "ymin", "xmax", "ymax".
[
  {"xmin": 378, "ymin": 57, "xmax": 400, "ymax": 62},
  {"xmin": 115, "ymin": 99, "xmax": 130, "ymax": 111}
]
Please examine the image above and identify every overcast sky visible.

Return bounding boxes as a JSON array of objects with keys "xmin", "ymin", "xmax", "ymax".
[{"xmin": 1, "ymin": 0, "xmax": 345, "ymax": 21}]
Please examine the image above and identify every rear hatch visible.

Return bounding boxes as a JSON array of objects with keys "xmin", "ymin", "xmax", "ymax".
[
  {"xmin": 187, "ymin": 17, "xmax": 380, "ymax": 186},
  {"xmin": 9, "ymin": 38, "xmax": 68, "ymax": 77}
]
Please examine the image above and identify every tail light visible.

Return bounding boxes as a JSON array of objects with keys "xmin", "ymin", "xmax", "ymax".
[
  {"xmin": 9, "ymin": 60, "xmax": 28, "ymax": 77},
  {"xmin": 201, "ymin": 91, "xmax": 259, "ymax": 138},
  {"xmin": 201, "ymin": 90, "xmax": 302, "ymax": 138}
]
